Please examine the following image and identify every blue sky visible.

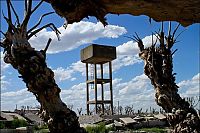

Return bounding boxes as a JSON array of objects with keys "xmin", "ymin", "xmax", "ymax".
[{"xmin": 1, "ymin": 1, "xmax": 199, "ymax": 114}]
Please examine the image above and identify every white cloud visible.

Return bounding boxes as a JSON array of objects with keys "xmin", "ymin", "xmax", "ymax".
[
  {"xmin": 70, "ymin": 61, "xmax": 85, "ymax": 75},
  {"xmin": 1, "ymin": 52, "xmax": 11, "ymax": 91},
  {"xmin": 1, "ymin": 52, "xmax": 10, "ymax": 72},
  {"xmin": 113, "ymin": 74, "xmax": 157, "ymax": 109},
  {"xmin": 53, "ymin": 67, "xmax": 74, "ymax": 82},
  {"xmin": 2, "ymin": 73, "xmax": 199, "ymax": 113},
  {"xmin": 1, "ymin": 75, "xmax": 9, "ymax": 91},
  {"xmin": 1, "ymin": 88, "xmax": 38, "ymax": 111},
  {"xmin": 29, "ymin": 21, "xmax": 127, "ymax": 54},
  {"xmin": 112, "ymin": 55, "xmax": 141, "ymax": 72},
  {"xmin": 58, "ymin": 73, "xmax": 200, "ymax": 113},
  {"xmin": 51, "ymin": 34, "xmax": 156, "ymax": 82},
  {"xmin": 52, "ymin": 61, "xmax": 85, "ymax": 82},
  {"xmin": 112, "ymin": 34, "xmax": 157, "ymax": 72},
  {"xmin": 58, "ymin": 74, "xmax": 159, "ymax": 114},
  {"xmin": 178, "ymin": 73, "xmax": 200, "ymax": 97},
  {"xmin": 116, "ymin": 35, "xmax": 157, "ymax": 56}
]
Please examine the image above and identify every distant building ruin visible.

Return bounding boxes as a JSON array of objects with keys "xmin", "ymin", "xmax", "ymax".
[{"xmin": 81, "ymin": 44, "xmax": 116, "ymax": 115}]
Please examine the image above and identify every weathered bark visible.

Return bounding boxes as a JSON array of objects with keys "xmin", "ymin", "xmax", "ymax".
[
  {"xmin": 44, "ymin": 0, "xmax": 200, "ymax": 27},
  {"xmin": 3, "ymin": 36, "xmax": 85, "ymax": 133},
  {"xmin": 1, "ymin": 0, "xmax": 86, "ymax": 132},
  {"xmin": 133, "ymin": 25, "xmax": 200, "ymax": 133}
]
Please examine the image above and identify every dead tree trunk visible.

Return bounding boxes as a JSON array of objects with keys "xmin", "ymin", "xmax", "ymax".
[
  {"xmin": 132, "ymin": 23, "xmax": 200, "ymax": 133},
  {"xmin": 0, "ymin": 0, "xmax": 85, "ymax": 132}
]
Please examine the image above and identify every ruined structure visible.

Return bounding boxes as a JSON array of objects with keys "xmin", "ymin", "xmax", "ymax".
[
  {"xmin": 0, "ymin": 0, "xmax": 85, "ymax": 132},
  {"xmin": 43, "ymin": 0, "xmax": 200, "ymax": 26},
  {"xmin": 81, "ymin": 44, "xmax": 116, "ymax": 115}
]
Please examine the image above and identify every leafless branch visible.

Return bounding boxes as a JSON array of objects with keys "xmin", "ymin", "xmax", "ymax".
[
  {"xmin": 124, "ymin": 35, "xmax": 137, "ymax": 42},
  {"xmin": 124, "ymin": 33, "xmax": 144, "ymax": 51},
  {"xmin": 0, "ymin": 31, "xmax": 6, "ymax": 37},
  {"xmin": 171, "ymin": 49, "xmax": 178, "ymax": 55},
  {"xmin": 174, "ymin": 29, "xmax": 186, "ymax": 42},
  {"xmin": 28, "ymin": 23, "xmax": 61, "ymax": 40},
  {"xmin": 134, "ymin": 32, "xmax": 140, "ymax": 40},
  {"xmin": 9, "ymin": 0, "xmax": 20, "ymax": 26},
  {"xmin": 159, "ymin": 22, "xmax": 165, "ymax": 50},
  {"xmin": 0, "ymin": 42, "xmax": 5, "ymax": 48},
  {"xmin": 25, "ymin": 0, "xmax": 27, "ymax": 13},
  {"xmin": 6, "ymin": 0, "xmax": 12, "ymax": 32},
  {"xmin": 151, "ymin": 33, "xmax": 157, "ymax": 48},
  {"xmin": 2, "ymin": 11, "xmax": 17, "ymax": 33},
  {"xmin": 28, "ymin": 12, "xmax": 55, "ymax": 34},
  {"xmin": 168, "ymin": 21, "xmax": 171, "ymax": 37},
  {"xmin": 133, "ymin": 32, "xmax": 144, "ymax": 51},
  {"xmin": 22, "ymin": 0, "xmax": 32, "ymax": 29},
  {"xmin": 31, "ymin": 0, "xmax": 43, "ymax": 14},
  {"xmin": 44, "ymin": 38, "xmax": 52, "ymax": 53},
  {"xmin": 172, "ymin": 23, "xmax": 181, "ymax": 39}
]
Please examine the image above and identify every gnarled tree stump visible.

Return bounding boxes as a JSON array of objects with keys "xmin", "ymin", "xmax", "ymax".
[
  {"xmin": 0, "ymin": 0, "xmax": 85, "ymax": 132},
  {"xmin": 133, "ymin": 24, "xmax": 200, "ymax": 133}
]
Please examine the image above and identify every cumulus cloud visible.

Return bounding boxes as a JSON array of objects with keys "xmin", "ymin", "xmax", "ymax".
[
  {"xmin": 113, "ymin": 74, "xmax": 157, "ymax": 109},
  {"xmin": 1, "ymin": 52, "xmax": 10, "ymax": 72},
  {"xmin": 53, "ymin": 67, "xmax": 74, "ymax": 82},
  {"xmin": 53, "ymin": 61, "xmax": 85, "ymax": 82},
  {"xmin": 52, "ymin": 34, "xmax": 157, "ymax": 82},
  {"xmin": 1, "ymin": 52, "xmax": 11, "ymax": 90},
  {"xmin": 111, "ymin": 34, "xmax": 157, "ymax": 72},
  {"xmin": 178, "ymin": 73, "xmax": 200, "ymax": 97},
  {"xmin": 58, "ymin": 73, "xmax": 199, "ymax": 113},
  {"xmin": 59, "ymin": 74, "xmax": 159, "ymax": 113},
  {"xmin": 1, "ymin": 75, "xmax": 10, "ymax": 91},
  {"xmin": 1, "ymin": 88, "xmax": 38, "ymax": 111},
  {"xmin": 116, "ymin": 35, "xmax": 157, "ymax": 56},
  {"xmin": 29, "ymin": 21, "xmax": 127, "ymax": 54},
  {"xmin": 2, "ymin": 73, "xmax": 199, "ymax": 113}
]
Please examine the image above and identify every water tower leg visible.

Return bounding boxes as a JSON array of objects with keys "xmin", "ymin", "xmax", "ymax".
[
  {"xmin": 100, "ymin": 64, "xmax": 105, "ymax": 114},
  {"xmin": 94, "ymin": 64, "xmax": 98, "ymax": 114},
  {"xmin": 109, "ymin": 62, "xmax": 114, "ymax": 115},
  {"xmin": 86, "ymin": 63, "xmax": 89, "ymax": 115}
]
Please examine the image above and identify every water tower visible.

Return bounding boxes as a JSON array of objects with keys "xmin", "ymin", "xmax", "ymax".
[{"xmin": 81, "ymin": 44, "xmax": 116, "ymax": 115}]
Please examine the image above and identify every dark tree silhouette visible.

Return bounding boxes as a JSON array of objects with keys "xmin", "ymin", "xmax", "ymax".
[
  {"xmin": 131, "ymin": 22, "xmax": 200, "ymax": 133},
  {"xmin": 0, "ymin": 0, "xmax": 85, "ymax": 132}
]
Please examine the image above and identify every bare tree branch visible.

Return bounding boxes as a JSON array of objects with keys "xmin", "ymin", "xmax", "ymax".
[
  {"xmin": 124, "ymin": 35, "xmax": 137, "ymax": 42},
  {"xmin": 152, "ymin": 32, "xmax": 158, "ymax": 47},
  {"xmin": 174, "ymin": 29, "xmax": 186, "ymax": 42},
  {"xmin": 0, "ymin": 31, "xmax": 6, "ymax": 37},
  {"xmin": 9, "ymin": 0, "xmax": 20, "ymax": 26},
  {"xmin": 6, "ymin": 0, "xmax": 12, "ymax": 32},
  {"xmin": 133, "ymin": 33, "xmax": 144, "ymax": 51},
  {"xmin": 27, "ymin": 12, "xmax": 54, "ymax": 34},
  {"xmin": 31, "ymin": 0, "xmax": 43, "ymax": 14},
  {"xmin": 22, "ymin": 0, "xmax": 32, "ymax": 30},
  {"xmin": 28, "ymin": 23, "xmax": 61, "ymax": 40},
  {"xmin": 124, "ymin": 34, "xmax": 144, "ymax": 52},
  {"xmin": 44, "ymin": 38, "xmax": 52, "ymax": 53},
  {"xmin": 172, "ymin": 23, "xmax": 181, "ymax": 38},
  {"xmin": 151, "ymin": 33, "xmax": 154, "ymax": 47},
  {"xmin": 2, "ymin": 11, "xmax": 17, "ymax": 33},
  {"xmin": 134, "ymin": 32, "xmax": 140, "ymax": 40},
  {"xmin": 168, "ymin": 21, "xmax": 171, "ymax": 37},
  {"xmin": 25, "ymin": 0, "xmax": 27, "ymax": 13},
  {"xmin": 171, "ymin": 49, "xmax": 178, "ymax": 56}
]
